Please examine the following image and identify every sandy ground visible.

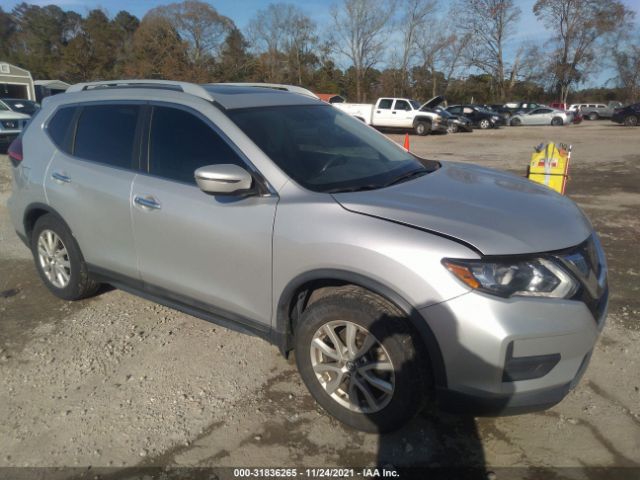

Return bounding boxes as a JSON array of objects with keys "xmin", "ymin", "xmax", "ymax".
[{"xmin": 0, "ymin": 122, "xmax": 639, "ymax": 475}]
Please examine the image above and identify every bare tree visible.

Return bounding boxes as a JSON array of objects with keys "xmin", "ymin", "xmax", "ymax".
[
  {"xmin": 457, "ymin": 0, "xmax": 521, "ymax": 100},
  {"xmin": 395, "ymin": 0, "xmax": 438, "ymax": 95},
  {"xmin": 148, "ymin": 0, "xmax": 233, "ymax": 78},
  {"xmin": 416, "ymin": 18, "xmax": 471, "ymax": 97},
  {"xmin": 614, "ymin": 41, "xmax": 640, "ymax": 102},
  {"xmin": 248, "ymin": 3, "xmax": 317, "ymax": 84},
  {"xmin": 329, "ymin": 0, "xmax": 395, "ymax": 102},
  {"xmin": 533, "ymin": 0, "xmax": 635, "ymax": 104}
]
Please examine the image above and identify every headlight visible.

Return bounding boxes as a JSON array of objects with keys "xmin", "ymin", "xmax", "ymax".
[
  {"xmin": 442, "ymin": 257, "xmax": 578, "ymax": 299},
  {"xmin": 492, "ymin": 116, "xmax": 500, "ymax": 121}
]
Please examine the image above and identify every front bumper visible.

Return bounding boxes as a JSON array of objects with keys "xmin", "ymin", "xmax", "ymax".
[
  {"xmin": 431, "ymin": 122, "xmax": 449, "ymax": 133},
  {"xmin": 421, "ymin": 289, "xmax": 606, "ymax": 415}
]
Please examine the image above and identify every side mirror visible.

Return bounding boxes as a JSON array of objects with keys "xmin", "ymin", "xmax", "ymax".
[{"xmin": 194, "ymin": 164, "xmax": 253, "ymax": 195}]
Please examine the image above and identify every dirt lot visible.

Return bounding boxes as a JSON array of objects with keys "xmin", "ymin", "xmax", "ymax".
[{"xmin": 0, "ymin": 122, "xmax": 639, "ymax": 476}]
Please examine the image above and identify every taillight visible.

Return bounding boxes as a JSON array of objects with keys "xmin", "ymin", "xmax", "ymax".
[{"xmin": 8, "ymin": 137, "xmax": 23, "ymax": 167}]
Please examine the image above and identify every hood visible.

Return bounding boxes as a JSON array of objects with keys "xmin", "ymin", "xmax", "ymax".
[
  {"xmin": 420, "ymin": 95, "xmax": 445, "ymax": 110},
  {"xmin": 333, "ymin": 162, "xmax": 592, "ymax": 256}
]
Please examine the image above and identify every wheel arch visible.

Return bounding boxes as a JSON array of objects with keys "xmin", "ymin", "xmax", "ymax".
[
  {"xmin": 412, "ymin": 115, "xmax": 432, "ymax": 127},
  {"xmin": 275, "ymin": 269, "xmax": 448, "ymax": 388},
  {"xmin": 23, "ymin": 202, "xmax": 70, "ymax": 242}
]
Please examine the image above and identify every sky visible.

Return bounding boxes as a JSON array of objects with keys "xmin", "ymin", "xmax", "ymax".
[{"xmin": 1, "ymin": 0, "xmax": 639, "ymax": 87}]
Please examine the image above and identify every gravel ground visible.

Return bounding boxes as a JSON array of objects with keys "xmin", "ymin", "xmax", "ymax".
[{"xmin": 0, "ymin": 122, "xmax": 639, "ymax": 475}]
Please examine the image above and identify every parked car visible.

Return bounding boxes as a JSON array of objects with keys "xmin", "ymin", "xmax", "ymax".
[
  {"xmin": 496, "ymin": 102, "xmax": 545, "ymax": 119},
  {"xmin": 0, "ymin": 98, "xmax": 40, "ymax": 116},
  {"xmin": 569, "ymin": 102, "xmax": 623, "ymax": 120},
  {"xmin": 8, "ymin": 80, "xmax": 609, "ymax": 433},
  {"xmin": 334, "ymin": 96, "xmax": 448, "ymax": 135},
  {"xmin": 446, "ymin": 105, "xmax": 503, "ymax": 129},
  {"xmin": 0, "ymin": 107, "xmax": 29, "ymax": 149},
  {"xmin": 425, "ymin": 106, "xmax": 473, "ymax": 133},
  {"xmin": 611, "ymin": 103, "xmax": 640, "ymax": 126},
  {"xmin": 510, "ymin": 107, "xmax": 574, "ymax": 126}
]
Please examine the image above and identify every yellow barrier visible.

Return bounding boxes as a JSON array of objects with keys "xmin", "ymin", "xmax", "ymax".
[{"xmin": 527, "ymin": 142, "xmax": 571, "ymax": 195}]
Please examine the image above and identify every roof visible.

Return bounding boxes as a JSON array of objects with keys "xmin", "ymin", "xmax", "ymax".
[
  {"xmin": 34, "ymin": 80, "xmax": 70, "ymax": 90},
  {"xmin": 65, "ymin": 80, "xmax": 323, "ymax": 110},
  {"xmin": 203, "ymin": 84, "xmax": 321, "ymax": 109},
  {"xmin": 316, "ymin": 93, "xmax": 344, "ymax": 102}
]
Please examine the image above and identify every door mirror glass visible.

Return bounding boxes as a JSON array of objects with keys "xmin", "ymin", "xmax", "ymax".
[{"xmin": 194, "ymin": 164, "xmax": 253, "ymax": 195}]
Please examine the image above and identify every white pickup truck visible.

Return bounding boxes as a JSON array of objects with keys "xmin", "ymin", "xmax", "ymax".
[{"xmin": 334, "ymin": 96, "xmax": 447, "ymax": 135}]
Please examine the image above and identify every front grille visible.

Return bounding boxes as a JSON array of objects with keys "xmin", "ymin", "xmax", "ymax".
[
  {"xmin": 1, "ymin": 120, "xmax": 19, "ymax": 129},
  {"xmin": 555, "ymin": 235, "xmax": 608, "ymax": 323}
]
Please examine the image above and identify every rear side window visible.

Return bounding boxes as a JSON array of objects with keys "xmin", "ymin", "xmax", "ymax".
[
  {"xmin": 148, "ymin": 106, "xmax": 244, "ymax": 184},
  {"xmin": 378, "ymin": 99, "xmax": 393, "ymax": 109},
  {"xmin": 47, "ymin": 107, "xmax": 77, "ymax": 153},
  {"xmin": 74, "ymin": 104, "xmax": 140, "ymax": 168}
]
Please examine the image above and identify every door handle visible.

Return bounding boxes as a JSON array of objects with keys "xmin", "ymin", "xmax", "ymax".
[
  {"xmin": 134, "ymin": 195, "xmax": 161, "ymax": 210},
  {"xmin": 392, "ymin": 111, "xmax": 397, "ymax": 114},
  {"xmin": 51, "ymin": 172, "xmax": 71, "ymax": 183},
  {"xmin": 376, "ymin": 110, "xmax": 381, "ymax": 113}
]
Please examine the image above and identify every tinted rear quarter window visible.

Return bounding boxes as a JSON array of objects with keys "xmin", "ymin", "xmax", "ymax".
[
  {"xmin": 47, "ymin": 107, "xmax": 76, "ymax": 153},
  {"xmin": 74, "ymin": 104, "xmax": 139, "ymax": 168},
  {"xmin": 148, "ymin": 106, "xmax": 243, "ymax": 184}
]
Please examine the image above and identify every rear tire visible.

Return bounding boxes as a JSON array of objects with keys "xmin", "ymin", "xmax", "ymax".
[
  {"xmin": 588, "ymin": 112, "xmax": 599, "ymax": 121},
  {"xmin": 551, "ymin": 117, "xmax": 563, "ymax": 126},
  {"xmin": 295, "ymin": 290, "xmax": 427, "ymax": 433},
  {"xmin": 414, "ymin": 121, "xmax": 430, "ymax": 136},
  {"xmin": 510, "ymin": 117, "xmax": 521, "ymax": 126},
  {"xmin": 624, "ymin": 115, "xmax": 638, "ymax": 127},
  {"xmin": 31, "ymin": 214, "xmax": 100, "ymax": 301}
]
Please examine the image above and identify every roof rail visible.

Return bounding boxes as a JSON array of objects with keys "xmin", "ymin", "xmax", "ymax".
[
  {"xmin": 211, "ymin": 82, "xmax": 319, "ymax": 99},
  {"xmin": 66, "ymin": 79, "xmax": 214, "ymax": 102}
]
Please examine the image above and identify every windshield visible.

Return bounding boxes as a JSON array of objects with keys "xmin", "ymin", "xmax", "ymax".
[
  {"xmin": 4, "ymin": 99, "xmax": 39, "ymax": 115},
  {"xmin": 409, "ymin": 100, "xmax": 421, "ymax": 110},
  {"xmin": 227, "ymin": 105, "xmax": 437, "ymax": 193}
]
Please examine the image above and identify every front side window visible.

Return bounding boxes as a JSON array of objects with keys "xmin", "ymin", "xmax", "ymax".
[
  {"xmin": 227, "ymin": 105, "xmax": 437, "ymax": 193},
  {"xmin": 148, "ymin": 106, "xmax": 244, "ymax": 184},
  {"xmin": 74, "ymin": 104, "xmax": 139, "ymax": 168},
  {"xmin": 394, "ymin": 100, "xmax": 410, "ymax": 111}
]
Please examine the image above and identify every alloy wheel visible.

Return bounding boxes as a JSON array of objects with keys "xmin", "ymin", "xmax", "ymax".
[
  {"xmin": 37, "ymin": 229, "xmax": 71, "ymax": 288},
  {"xmin": 309, "ymin": 320, "xmax": 395, "ymax": 413}
]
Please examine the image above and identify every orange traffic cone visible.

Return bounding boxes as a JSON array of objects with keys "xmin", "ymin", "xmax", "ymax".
[{"xmin": 403, "ymin": 133, "xmax": 410, "ymax": 151}]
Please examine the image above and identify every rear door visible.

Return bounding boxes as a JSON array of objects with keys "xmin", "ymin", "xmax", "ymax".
[
  {"xmin": 371, "ymin": 98, "xmax": 394, "ymax": 127},
  {"xmin": 131, "ymin": 103, "xmax": 277, "ymax": 327},
  {"xmin": 44, "ymin": 103, "xmax": 142, "ymax": 279}
]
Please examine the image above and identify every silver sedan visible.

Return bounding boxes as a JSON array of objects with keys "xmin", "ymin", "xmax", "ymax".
[{"xmin": 510, "ymin": 107, "xmax": 574, "ymax": 126}]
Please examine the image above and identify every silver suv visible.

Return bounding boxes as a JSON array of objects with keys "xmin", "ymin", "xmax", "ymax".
[{"xmin": 7, "ymin": 80, "xmax": 608, "ymax": 432}]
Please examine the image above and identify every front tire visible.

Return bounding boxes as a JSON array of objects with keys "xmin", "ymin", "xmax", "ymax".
[
  {"xmin": 447, "ymin": 122, "xmax": 459, "ymax": 134},
  {"xmin": 624, "ymin": 115, "xmax": 638, "ymax": 127},
  {"xmin": 479, "ymin": 119, "xmax": 491, "ymax": 129},
  {"xmin": 31, "ymin": 214, "xmax": 99, "ymax": 301},
  {"xmin": 295, "ymin": 291, "xmax": 427, "ymax": 433},
  {"xmin": 414, "ymin": 121, "xmax": 430, "ymax": 136}
]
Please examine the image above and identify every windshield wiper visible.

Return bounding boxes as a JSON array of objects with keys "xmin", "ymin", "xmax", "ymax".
[
  {"xmin": 325, "ymin": 184, "xmax": 383, "ymax": 194},
  {"xmin": 384, "ymin": 168, "xmax": 428, "ymax": 187}
]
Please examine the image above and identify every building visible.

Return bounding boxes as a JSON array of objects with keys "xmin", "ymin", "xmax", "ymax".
[
  {"xmin": 34, "ymin": 80, "xmax": 70, "ymax": 102},
  {"xmin": 0, "ymin": 62, "xmax": 36, "ymax": 100}
]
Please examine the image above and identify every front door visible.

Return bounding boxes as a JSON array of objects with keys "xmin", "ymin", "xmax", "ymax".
[{"xmin": 131, "ymin": 104, "xmax": 277, "ymax": 327}]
